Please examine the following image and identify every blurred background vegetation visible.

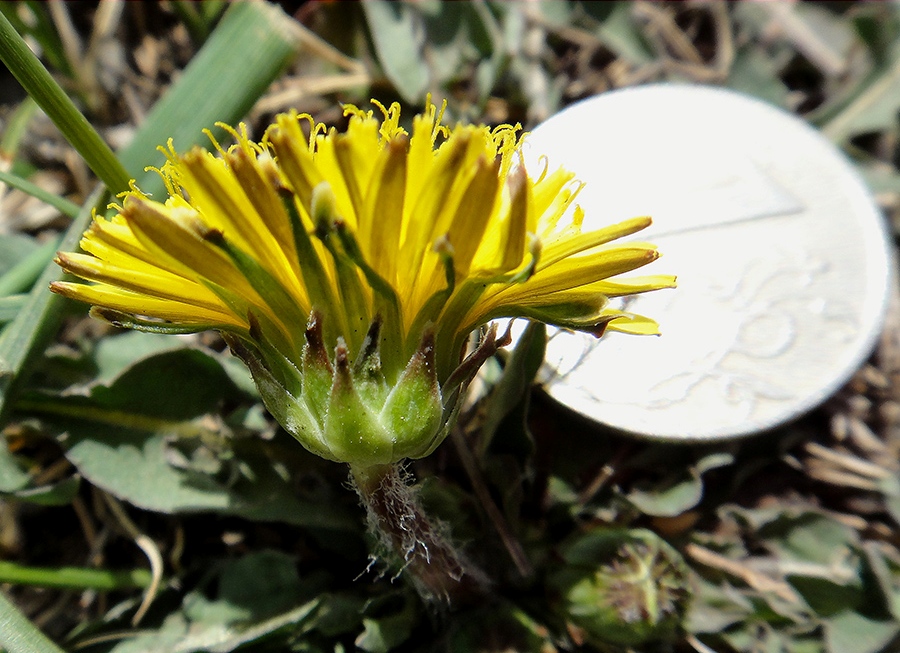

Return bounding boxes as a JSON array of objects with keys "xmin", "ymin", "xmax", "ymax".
[{"xmin": 0, "ymin": 2, "xmax": 899, "ymax": 652}]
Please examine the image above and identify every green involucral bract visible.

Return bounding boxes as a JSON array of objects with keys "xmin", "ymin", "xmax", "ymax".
[{"xmin": 228, "ymin": 312, "xmax": 444, "ymax": 467}]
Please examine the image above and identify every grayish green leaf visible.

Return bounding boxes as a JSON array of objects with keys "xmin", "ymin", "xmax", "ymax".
[
  {"xmin": 825, "ymin": 611, "xmax": 899, "ymax": 653},
  {"xmin": 591, "ymin": 2, "xmax": 654, "ymax": 65},
  {"xmin": 108, "ymin": 551, "xmax": 320, "ymax": 653},
  {"xmin": 361, "ymin": 0, "xmax": 429, "ymax": 104},
  {"xmin": 0, "ymin": 437, "xmax": 30, "ymax": 493},
  {"xmin": 627, "ymin": 453, "xmax": 733, "ymax": 517},
  {"xmin": 821, "ymin": 43, "xmax": 900, "ymax": 143},
  {"xmin": 728, "ymin": 46, "xmax": 791, "ymax": 108},
  {"xmin": 11, "ymin": 476, "xmax": 80, "ymax": 506}
]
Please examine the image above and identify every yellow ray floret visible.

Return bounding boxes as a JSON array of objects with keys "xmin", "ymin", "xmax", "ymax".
[{"xmin": 52, "ymin": 99, "xmax": 675, "ymax": 385}]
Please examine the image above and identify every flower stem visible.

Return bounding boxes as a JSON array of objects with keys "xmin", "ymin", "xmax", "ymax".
[{"xmin": 350, "ymin": 462, "xmax": 487, "ymax": 606}]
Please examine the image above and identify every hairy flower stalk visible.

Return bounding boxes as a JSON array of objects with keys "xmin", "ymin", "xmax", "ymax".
[{"xmin": 51, "ymin": 99, "xmax": 674, "ymax": 601}]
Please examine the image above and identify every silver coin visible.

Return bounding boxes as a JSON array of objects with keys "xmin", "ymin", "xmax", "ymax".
[{"xmin": 518, "ymin": 84, "xmax": 893, "ymax": 441}]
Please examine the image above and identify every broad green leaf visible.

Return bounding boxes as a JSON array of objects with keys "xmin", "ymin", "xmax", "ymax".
[
  {"xmin": 83, "ymin": 348, "xmax": 245, "ymax": 422},
  {"xmin": 825, "ymin": 611, "xmax": 899, "ymax": 653},
  {"xmin": 760, "ymin": 513, "xmax": 859, "ymax": 566},
  {"xmin": 735, "ymin": 510, "xmax": 865, "ymax": 617},
  {"xmin": 314, "ymin": 594, "xmax": 369, "ymax": 639},
  {"xmin": 789, "ymin": 575, "xmax": 863, "ymax": 618},
  {"xmin": 213, "ymin": 551, "xmax": 305, "ymax": 620},
  {"xmin": 88, "ymin": 331, "xmax": 258, "ymax": 398},
  {"xmin": 106, "ymin": 551, "xmax": 320, "ymax": 653},
  {"xmin": 686, "ymin": 579, "xmax": 753, "ymax": 634},
  {"xmin": 59, "ymin": 426, "xmax": 355, "ymax": 531},
  {"xmin": 16, "ymin": 347, "xmax": 354, "ymax": 531},
  {"xmin": 91, "ymin": 331, "xmax": 201, "ymax": 385},
  {"xmin": 356, "ymin": 611, "xmax": 416, "ymax": 653}
]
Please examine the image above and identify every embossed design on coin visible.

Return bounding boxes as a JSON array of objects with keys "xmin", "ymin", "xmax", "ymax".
[{"xmin": 522, "ymin": 84, "xmax": 891, "ymax": 440}]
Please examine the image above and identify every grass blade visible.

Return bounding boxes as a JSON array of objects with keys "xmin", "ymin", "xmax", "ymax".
[
  {"xmin": 0, "ymin": 561, "xmax": 151, "ymax": 591},
  {"xmin": 0, "ymin": 10, "xmax": 131, "ymax": 194},
  {"xmin": 0, "ymin": 236, "xmax": 63, "ymax": 297},
  {"xmin": 119, "ymin": 1, "xmax": 300, "ymax": 198},
  {"xmin": 0, "ymin": 170, "xmax": 80, "ymax": 218},
  {"xmin": 0, "ymin": 188, "xmax": 102, "ymax": 423},
  {"xmin": 0, "ymin": 295, "xmax": 26, "ymax": 324},
  {"xmin": 0, "ymin": 590, "xmax": 67, "ymax": 653}
]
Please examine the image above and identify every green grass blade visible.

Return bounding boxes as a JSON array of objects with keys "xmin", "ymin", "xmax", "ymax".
[
  {"xmin": 0, "ymin": 236, "xmax": 63, "ymax": 297},
  {"xmin": 119, "ymin": 1, "xmax": 300, "ymax": 198},
  {"xmin": 168, "ymin": 0, "xmax": 227, "ymax": 44},
  {"xmin": 0, "ymin": 589, "xmax": 67, "ymax": 653},
  {"xmin": 0, "ymin": 187, "xmax": 102, "ymax": 423},
  {"xmin": 0, "ymin": 170, "xmax": 80, "ymax": 218},
  {"xmin": 0, "ymin": 295, "xmax": 26, "ymax": 324},
  {"xmin": 0, "ymin": 561, "xmax": 151, "ymax": 591},
  {"xmin": 0, "ymin": 96, "xmax": 38, "ymax": 155},
  {"xmin": 0, "ymin": 11, "xmax": 131, "ymax": 195}
]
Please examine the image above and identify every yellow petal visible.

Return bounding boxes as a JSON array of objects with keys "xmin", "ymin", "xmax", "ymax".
[
  {"xmin": 122, "ymin": 195, "xmax": 254, "ymax": 298},
  {"xmin": 538, "ymin": 216, "xmax": 653, "ymax": 271},
  {"xmin": 56, "ymin": 251, "xmax": 227, "ymax": 313},
  {"xmin": 50, "ymin": 281, "xmax": 245, "ymax": 328},
  {"xmin": 359, "ymin": 135, "xmax": 407, "ymax": 285},
  {"xmin": 498, "ymin": 245, "xmax": 661, "ymax": 299},
  {"xmin": 176, "ymin": 149, "xmax": 305, "ymax": 302},
  {"xmin": 446, "ymin": 154, "xmax": 501, "ymax": 276}
]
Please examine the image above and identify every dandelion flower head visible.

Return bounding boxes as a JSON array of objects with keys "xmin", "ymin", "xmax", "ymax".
[{"xmin": 52, "ymin": 99, "xmax": 675, "ymax": 466}]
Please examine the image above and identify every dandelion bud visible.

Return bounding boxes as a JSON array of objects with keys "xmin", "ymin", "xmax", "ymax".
[{"xmin": 550, "ymin": 528, "xmax": 691, "ymax": 647}]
